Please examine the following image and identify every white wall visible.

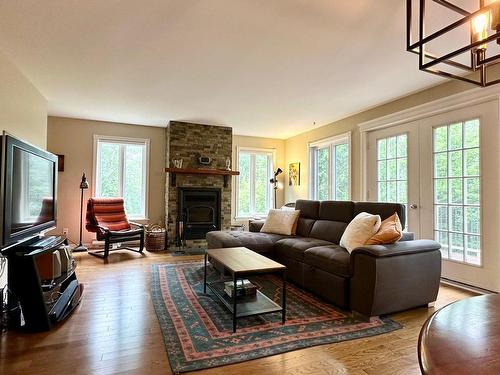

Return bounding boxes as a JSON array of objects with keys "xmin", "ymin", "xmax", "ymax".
[{"xmin": 0, "ymin": 50, "xmax": 47, "ymax": 148}]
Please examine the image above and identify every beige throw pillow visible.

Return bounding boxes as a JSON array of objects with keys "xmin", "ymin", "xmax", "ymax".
[
  {"xmin": 340, "ymin": 212, "xmax": 382, "ymax": 253},
  {"xmin": 260, "ymin": 209, "xmax": 301, "ymax": 236}
]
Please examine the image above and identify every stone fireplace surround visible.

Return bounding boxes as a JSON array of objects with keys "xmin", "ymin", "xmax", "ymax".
[{"xmin": 165, "ymin": 121, "xmax": 232, "ymax": 248}]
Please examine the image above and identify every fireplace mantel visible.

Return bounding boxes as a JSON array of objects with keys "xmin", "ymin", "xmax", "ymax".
[{"xmin": 165, "ymin": 167, "xmax": 240, "ymax": 187}]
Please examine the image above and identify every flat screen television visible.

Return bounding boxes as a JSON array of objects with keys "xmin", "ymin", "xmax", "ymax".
[{"xmin": 0, "ymin": 134, "xmax": 58, "ymax": 251}]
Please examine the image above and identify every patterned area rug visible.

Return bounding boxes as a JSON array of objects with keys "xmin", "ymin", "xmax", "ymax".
[{"xmin": 151, "ymin": 262, "xmax": 402, "ymax": 373}]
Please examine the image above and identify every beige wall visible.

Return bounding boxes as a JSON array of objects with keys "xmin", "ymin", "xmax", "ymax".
[
  {"xmin": 47, "ymin": 117, "xmax": 166, "ymax": 244},
  {"xmin": 232, "ymin": 135, "xmax": 286, "ymax": 223},
  {"xmin": 0, "ymin": 50, "xmax": 47, "ymax": 148},
  {"xmin": 284, "ymin": 78, "xmax": 477, "ymax": 203}
]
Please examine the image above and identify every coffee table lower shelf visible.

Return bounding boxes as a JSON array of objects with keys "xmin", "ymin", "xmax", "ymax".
[{"xmin": 206, "ymin": 281, "xmax": 283, "ymax": 318}]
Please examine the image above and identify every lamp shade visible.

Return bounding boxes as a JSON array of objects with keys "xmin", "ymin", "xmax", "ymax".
[{"xmin": 80, "ymin": 172, "xmax": 89, "ymax": 189}]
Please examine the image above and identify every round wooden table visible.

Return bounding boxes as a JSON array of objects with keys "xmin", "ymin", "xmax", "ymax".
[{"xmin": 418, "ymin": 293, "xmax": 500, "ymax": 374}]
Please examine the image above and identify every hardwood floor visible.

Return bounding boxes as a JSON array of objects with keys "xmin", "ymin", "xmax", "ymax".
[{"xmin": 1, "ymin": 250, "xmax": 474, "ymax": 375}]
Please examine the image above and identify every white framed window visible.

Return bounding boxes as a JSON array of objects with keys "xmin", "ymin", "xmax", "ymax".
[
  {"xmin": 309, "ymin": 132, "xmax": 351, "ymax": 201},
  {"xmin": 236, "ymin": 147, "xmax": 274, "ymax": 218},
  {"xmin": 93, "ymin": 135, "xmax": 150, "ymax": 220}
]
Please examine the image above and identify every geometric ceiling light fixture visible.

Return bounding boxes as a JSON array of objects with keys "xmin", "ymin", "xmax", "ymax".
[{"xmin": 407, "ymin": 0, "xmax": 500, "ymax": 86}]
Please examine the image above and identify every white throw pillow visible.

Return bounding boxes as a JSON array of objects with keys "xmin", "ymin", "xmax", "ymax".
[
  {"xmin": 260, "ymin": 209, "xmax": 301, "ymax": 236},
  {"xmin": 340, "ymin": 212, "xmax": 382, "ymax": 253}
]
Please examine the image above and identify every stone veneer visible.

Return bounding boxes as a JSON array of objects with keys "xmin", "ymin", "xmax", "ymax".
[{"xmin": 165, "ymin": 121, "xmax": 232, "ymax": 248}]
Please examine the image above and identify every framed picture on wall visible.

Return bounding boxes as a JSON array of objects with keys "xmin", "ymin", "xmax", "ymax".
[{"xmin": 288, "ymin": 162, "xmax": 300, "ymax": 186}]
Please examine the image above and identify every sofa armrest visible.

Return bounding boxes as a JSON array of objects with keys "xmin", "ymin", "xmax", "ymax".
[
  {"xmin": 249, "ymin": 220, "xmax": 266, "ymax": 232},
  {"xmin": 351, "ymin": 239, "xmax": 440, "ymax": 258},
  {"xmin": 350, "ymin": 240, "xmax": 442, "ymax": 318},
  {"xmin": 400, "ymin": 232, "xmax": 414, "ymax": 241}
]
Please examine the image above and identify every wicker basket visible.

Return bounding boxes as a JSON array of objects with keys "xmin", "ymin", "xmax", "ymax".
[{"xmin": 145, "ymin": 225, "xmax": 167, "ymax": 252}]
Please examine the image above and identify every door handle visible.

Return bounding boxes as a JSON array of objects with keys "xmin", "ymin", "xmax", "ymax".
[{"xmin": 409, "ymin": 204, "xmax": 418, "ymax": 209}]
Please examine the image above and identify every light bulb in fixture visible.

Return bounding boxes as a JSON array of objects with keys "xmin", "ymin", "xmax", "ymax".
[{"xmin": 472, "ymin": 12, "xmax": 489, "ymax": 50}]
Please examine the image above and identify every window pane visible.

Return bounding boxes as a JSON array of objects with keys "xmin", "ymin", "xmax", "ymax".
[
  {"xmin": 450, "ymin": 206, "xmax": 463, "ymax": 232},
  {"xmin": 317, "ymin": 147, "xmax": 329, "ymax": 200},
  {"xmin": 434, "ymin": 126, "xmax": 448, "ymax": 152},
  {"xmin": 434, "ymin": 153, "xmax": 448, "ymax": 178},
  {"xmin": 124, "ymin": 144, "xmax": 145, "ymax": 217},
  {"xmin": 387, "ymin": 181, "xmax": 397, "ymax": 202},
  {"xmin": 397, "ymin": 158, "xmax": 407, "ymax": 180},
  {"xmin": 464, "ymin": 148, "xmax": 480, "ymax": 176},
  {"xmin": 387, "ymin": 137, "xmax": 397, "ymax": 159},
  {"xmin": 465, "ymin": 177, "xmax": 480, "ymax": 205},
  {"xmin": 465, "ymin": 207, "xmax": 480, "ymax": 234},
  {"xmin": 238, "ymin": 153, "xmax": 251, "ymax": 216},
  {"xmin": 450, "ymin": 232, "xmax": 464, "ymax": 261},
  {"xmin": 377, "ymin": 161, "xmax": 386, "ymax": 181},
  {"xmin": 466, "ymin": 235, "xmax": 481, "ymax": 265},
  {"xmin": 449, "ymin": 178, "xmax": 462, "ymax": 205},
  {"xmin": 334, "ymin": 143, "xmax": 349, "ymax": 200},
  {"xmin": 387, "ymin": 159, "xmax": 397, "ymax": 180},
  {"xmin": 435, "ymin": 205, "xmax": 448, "ymax": 231},
  {"xmin": 464, "ymin": 120, "xmax": 480, "ymax": 148},
  {"xmin": 448, "ymin": 150, "xmax": 462, "ymax": 177},
  {"xmin": 254, "ymin": 154, "xmax": 269, "ymax": 214},
  {"xmin": 378, "ymin": 182, "xmax": 387, "ymax": 202},
  {"xmin": 434, "ymin": 179, "xmax": 448, "ymax": 204},
  {"xmin": 397, "ymin": 134, "xmax": 407, "ymax": 157},
  {"xmin": 435, "ymin": 231, "xmax": 449, "ymax": 258},
  {"xmin": 449, "ymin": 123, "xmax": 462, "ymax": 150},
  {"xmin": 98, "ymin": 143, "xmax": 120, "ymax": 197},
  {"xmin": 377, "ymin": 139, "xmax": 386, "ymax": 160},
  {"xmin": 397, "ymin": 180, "xmax": 407, "ymax": 203}
]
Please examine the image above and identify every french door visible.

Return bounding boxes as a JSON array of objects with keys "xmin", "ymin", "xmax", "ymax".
[{"xmin": 367, "ymin": 100, "xmax": 500, "ymax": 291}]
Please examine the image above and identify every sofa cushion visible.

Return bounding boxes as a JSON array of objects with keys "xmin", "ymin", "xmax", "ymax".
[
  {"xmin": 295, "ymin": 200, "xmax": 320, "ymax": 219},
  {"xmin": 295, "ymin": 200, "xmax": 320, "ymax": 237},
  {"xmin": 354, "ymin": 201, "xmax": 406, "ymax": 230},
  {"xmin": 318, "ymin": 201, "xmax": 354, "ymax": 221},
  {"xmin": 206, "ymin": 230, "xmax": 288, "ymax": 254},
  {"xmin": 309, "ymin": 220, "xmax": 348, "ymax": 244},
  {"xmin": 274, "ymin": 237, "xmax": 333, "ymax": 261},
  {"xmin": 304, "ymin": 245, "xmax": 351, "ymax": 278}
]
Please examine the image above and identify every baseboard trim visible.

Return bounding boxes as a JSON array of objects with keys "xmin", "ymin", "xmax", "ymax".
[{"xmin": 440, "ymin": 277, "xmax": 496, "ymax": 295}]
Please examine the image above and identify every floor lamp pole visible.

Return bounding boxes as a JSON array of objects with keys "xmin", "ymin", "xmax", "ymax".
[{"xmin": 73, "ymin": 173, "xmax": 89, "ymax": 252}]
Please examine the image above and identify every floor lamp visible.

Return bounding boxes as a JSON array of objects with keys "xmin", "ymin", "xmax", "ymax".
[
  {"xmin": 73, "ymin": 172, "xmax": 89, "ymax": 252},
  {"xmin": 269, "ymin": 168, "xmax": 283, "ymax": 209}
]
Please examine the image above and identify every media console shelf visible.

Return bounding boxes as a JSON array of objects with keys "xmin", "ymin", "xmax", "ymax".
[
  {"xmin": 6, "ymin": 236, "xmax": 83, "ymax": 331},
  {"xmin": 165, "ymin": 167, "xmax": 240, "ymax": 187}
]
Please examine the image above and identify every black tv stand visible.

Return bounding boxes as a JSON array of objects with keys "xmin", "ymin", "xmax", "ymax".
[{"xmin": 6, "ymin": 235, "xmax": 84, "ymax": 331}]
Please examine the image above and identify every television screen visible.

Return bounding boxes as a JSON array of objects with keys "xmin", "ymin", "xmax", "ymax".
[
  {"xmin": 11, "ymin": 146, "xmax": 55, "ymax": 234},
  {"xmin": 1, "ymin": 134, "xmax": 57, "ymax": 250}
]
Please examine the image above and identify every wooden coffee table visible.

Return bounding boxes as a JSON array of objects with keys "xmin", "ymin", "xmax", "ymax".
[{"xmin": 204, "ymin": 247, "xmax": 286, "ymax": 332}]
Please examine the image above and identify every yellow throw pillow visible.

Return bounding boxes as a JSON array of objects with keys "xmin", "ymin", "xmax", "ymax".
[
  {"xmin": 365, "ymin": 213, "xmax": 403, "ymax": 245},
  {"xmin": 340, "ymin": 212, "xmax": 382, "ymax": 253},
  {"xmin": 260, "ymin": 209, "xmax": 301, "ymax": 236}
]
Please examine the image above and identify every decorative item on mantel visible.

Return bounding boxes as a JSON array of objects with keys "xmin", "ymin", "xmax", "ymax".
[{"xmin": 225, "ymin": 156, "xmax": 231, "ymax": 171}]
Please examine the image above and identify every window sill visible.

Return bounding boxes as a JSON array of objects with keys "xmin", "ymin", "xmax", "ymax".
[
  {"xmin": 235, "ymin": 215, "xmax": 268, "ymax": 221},
  {"xmin": 129, "ymin": 218, "xmax": 150, "ymax": 224}
]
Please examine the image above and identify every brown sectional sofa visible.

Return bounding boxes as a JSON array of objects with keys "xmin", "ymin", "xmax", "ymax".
[{"xmin": 206, "ymin": 200, "xmax": 442, "ymax": 318}]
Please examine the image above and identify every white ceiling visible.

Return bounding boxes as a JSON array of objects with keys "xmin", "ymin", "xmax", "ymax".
[{"xmin": 0, "ymin": 0, "xmax": 444, "ymax": 139}]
